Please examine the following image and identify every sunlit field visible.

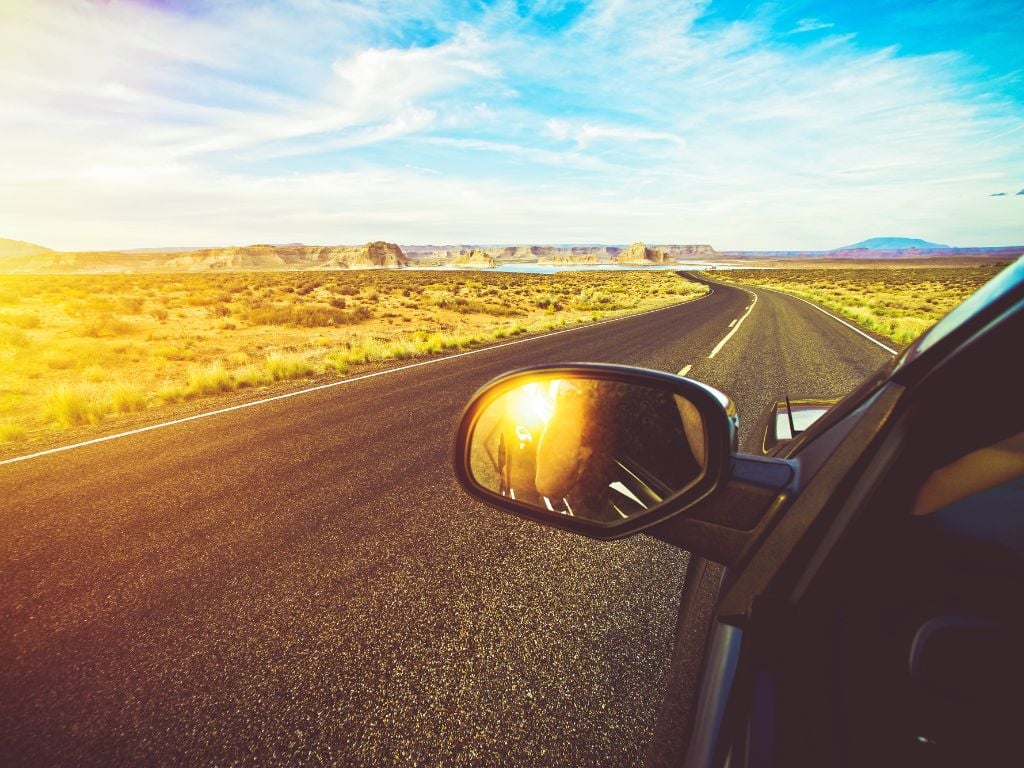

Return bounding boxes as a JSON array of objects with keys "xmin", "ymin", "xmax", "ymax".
[
  {"xmin": 0, "ymin": 269, "xmax": 706, "ymax": 446},
  {"xmin": 716, "ymin": 265, "xmax": 1008, "ymax": 346}
]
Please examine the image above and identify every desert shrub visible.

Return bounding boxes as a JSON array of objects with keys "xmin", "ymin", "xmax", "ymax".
[
  {"xmin": 109, "ymin": 382, "xmax": 147, "ymax": 413},
  {"xmin": 76, "ymin": 314, "xmax": 135, "ymax": 338},
  {"xmin": 116, "ymin": 296, "xmax": 145, "ymax": 314},
  {"xmin": 0, "ymin": 311, "xmax": 41, "ymax": 328},
  {"xmin": 209, "ymin": 304, "xmax": 232, "ymax": 317},
  {"xmin": 0, "ymin": 326, "xmax": 30, "ymax": 348},
  {"xmin": 0, "ymin": 421, "xmax": 26, "ymax": 442},
  {"xmin": 43, "ymin": 351, "xmax": 77, "ymax": 370},
  {"xmin": 153, "ymin": 345, "xmax": 196, "ymax": 361},
  {"xmin": 43, "ymin": 385, "xmax": 107, "ymax": 427},
  {"xmin": 245, "ymin": 304, "xmax": 371, "ymax": 327},
  {"xmin": 324, "ymin": 353, "xmax": 350, "ymax": 375},
  {"xmin": 157, "ymin": 382, "xmax": 187, "ymax": 404},
  {"xmin": 262, "ymin": 354, "xmax": 315, "ymax": 381},
  {"xmin": 185, "ymin": 364, "xmax": 234, "ymax": 397},
  {"xmin": 83, "ymin": 365, "xmax": 108, "ymax": 383}
]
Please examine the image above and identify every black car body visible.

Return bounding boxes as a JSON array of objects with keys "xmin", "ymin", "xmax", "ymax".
[{"xmin": 455, "ymin": 257, "xmax": 1024, "ymax": 767}]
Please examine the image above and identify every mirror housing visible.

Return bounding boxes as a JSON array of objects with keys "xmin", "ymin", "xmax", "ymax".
[{"xmin": 453, "ymin": 364, "xmax": 738, "ymax": 539}]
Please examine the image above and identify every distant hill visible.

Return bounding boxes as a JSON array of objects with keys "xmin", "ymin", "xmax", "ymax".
[
  {"xmin": 0, "ymin": 241, "xmax": 411, "ymax": 273},
  {"xmin": 407, "ymin": 243, "xmax": 721, "ymax": 266},
  {"xmin": 0, "ymin": 237, "xmax": 53, "ymax": 258},
  {"xmin": 837, "ymin": 237, "xmax": 950, "ymax": 251},
  {"xmin": 116, "ymin": 246, "xmax": 207, "ymax": 254},
  {"xmin": 165, "ymin": 241, "xmax": 409, "ymax": 270}
]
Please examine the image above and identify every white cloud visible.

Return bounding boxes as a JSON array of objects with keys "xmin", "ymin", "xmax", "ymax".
[
  {"xmin": 791, "ymin": 18, "xmax": 836, "ymax": 34},
  {"xmin": 546, "ymin": 120, "xmax": 687, "ymax": 149},
  {"xmin": 0, "ymin": 0, "xmax": 1021, "ymax": 250},
  {"xmin": 330, "ymin": 27, "xmax": 498, "ymax": 115}
]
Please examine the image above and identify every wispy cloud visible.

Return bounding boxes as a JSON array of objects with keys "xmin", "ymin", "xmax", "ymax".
[
  {"xmin": 0, "ymin": 0, "xmax": 1021, "ymax": 249},
  {"xmin": 791, "ymin": 18, "xmax": 835, "ymax": 34}
]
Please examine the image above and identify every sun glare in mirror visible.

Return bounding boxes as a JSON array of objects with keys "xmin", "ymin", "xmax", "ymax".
[{"xmin": 469, "ymin": 376, "xmax": 707, "ymax": 525}]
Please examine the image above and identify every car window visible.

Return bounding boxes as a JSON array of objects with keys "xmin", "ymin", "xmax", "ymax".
[{"xmin": 902, "ymin": 257, "xmax": 1024, "ymax": 363}]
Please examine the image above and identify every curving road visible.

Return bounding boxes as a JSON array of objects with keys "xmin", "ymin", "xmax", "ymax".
[{"xmin": 0, "ymin": 275, "xmax": 891, "ymax": 767}]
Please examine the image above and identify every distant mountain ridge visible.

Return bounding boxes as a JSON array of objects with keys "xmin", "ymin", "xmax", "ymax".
[
  {"xmin": 0, "ymin": 241, "xmax": 410, "ymax": 273},
  {"xmin": 837, "ymin": 237, "xmax": 950, "ymax": 251},
  {"xmin": 0, "ymin": 235, "xmax": 1018, "ymax": 273},
  {"xmin": 406, "ymin": 243, "xmax": 719, "ymax": 266}
]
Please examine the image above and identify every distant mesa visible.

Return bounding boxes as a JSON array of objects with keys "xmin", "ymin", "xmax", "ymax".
[
  {"xmin": 656, "ymin": 244, "xmax": 718, "ymax": 260},
  {"xmin": 0, "ymin": 240, "xmax": 411, "ymax": 273},
  {"xmin": 0, "ymin": 237, "xmax": 53, "ymax": 258},
  {"xmin": 541, "ymin": 252, "xmax": 600, "ymax": 265},
  {"xmin": 837, "ymin": 237, "xmax": 950, "ymax": 251},
  {"xmin": 539, "ymin": 246, "xmax": 621, "ymax": 264},
  {"xmin": 165, "ymin": 241, "xmax": 410, "ymax": 270},
  {"xmin": 452, "ymin": 249, "xmax": 497, "ymax": 268},
  {"xmin": 405, "ymin": 243, "xmax": 719, "ymax": 267},
  {"xmin": 615, "ymin": 242, "xmax": 673, "ymax": 265},
  {"xmin": 362, "ymin": 241, "xmax": 408, "ymax": 267}
]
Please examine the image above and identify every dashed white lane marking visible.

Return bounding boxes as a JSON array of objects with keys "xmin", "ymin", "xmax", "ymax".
[
  {"xmin": 751, "ymin": 285, "xmax": 897, "ymax": 356},
  {"xmin": 708, "ymin": 292, "xmax": 758, "ymax": 359},
  {"xmin": 1, "ymin": 289, "xmax": 716, "ymax": 468},
  {"xmin": 677, "ymin": 364, "xmax": 692, "ymax": 377},
  {"xmin": 728, "ymin": 318, "xmax": 737, "ymax": 328}
]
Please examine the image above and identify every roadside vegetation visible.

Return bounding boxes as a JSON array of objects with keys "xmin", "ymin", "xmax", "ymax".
[
  {"xmin": 716, "ymin": 265, "xmax": 1008, "ymax": 346},
  {"xmin": 0, "ymin": 269, "xmax": 706, "ymax": 444}
]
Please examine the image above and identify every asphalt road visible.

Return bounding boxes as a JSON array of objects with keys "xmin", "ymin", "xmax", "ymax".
[{"xmin": 0, "ymin": 275, "xmax": 891, "ymax": 767}]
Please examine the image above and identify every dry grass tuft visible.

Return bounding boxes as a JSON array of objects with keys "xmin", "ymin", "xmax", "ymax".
[
  {"xmin": 0, "ymin": 421, "xmax": 26, "ymax": 442},
  {"xmin": 43, "ymin": 385, "xmax": 107, "ymax": 427}
]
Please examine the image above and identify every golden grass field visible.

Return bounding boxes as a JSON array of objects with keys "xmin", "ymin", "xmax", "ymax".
[
  {"xmin": 716, "ymin": 264, "xmax": 1008, "ymax": 346},
  {"xmin": 0, "ymin": 269, "xmax": 707, "ymax": 445}
]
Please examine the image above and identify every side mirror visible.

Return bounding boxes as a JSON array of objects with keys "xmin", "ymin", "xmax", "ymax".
[
  {"xmin": 453, "ymin": 364, "xmax": 738, "ymax": 539},
  {"xmin": 761, "ymin": 399, "xmax": 837, "ymax": 454}
]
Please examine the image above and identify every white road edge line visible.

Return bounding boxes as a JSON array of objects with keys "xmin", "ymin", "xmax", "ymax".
[
  {"xmin": 2, "ymin": 288, "xmax": 714, "ymax": 467},
  {"xmin": 752, "ymin": 285, "xmax": 897, "ymax": 356},
  {"xmin": 677, "ymin": 364, "xmax": 692, "ymax": 377},
  {"xmin": 708, "ymin": 292, "xmax": 757, "ymax": 359}
]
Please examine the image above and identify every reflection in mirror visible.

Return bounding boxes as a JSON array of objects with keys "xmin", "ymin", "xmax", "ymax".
[{"xmin": 468, "ymin": 376, "xmax": 707, "ymax": 525}]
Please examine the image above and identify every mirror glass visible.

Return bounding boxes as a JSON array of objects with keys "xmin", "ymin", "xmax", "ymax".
[{"xmin": 468, "ymin": 376, "xmax": 708, "ymax": 524}]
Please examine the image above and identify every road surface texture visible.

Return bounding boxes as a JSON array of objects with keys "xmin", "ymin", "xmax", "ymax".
[{"xmin": 0, "ymin": 275, "xmax": 891, "ymax": 767}]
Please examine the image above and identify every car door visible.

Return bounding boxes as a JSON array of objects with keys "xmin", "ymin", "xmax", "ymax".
[{"xmin": 709, "ymin": 259, "xmax": 1024, "ymax": 768}]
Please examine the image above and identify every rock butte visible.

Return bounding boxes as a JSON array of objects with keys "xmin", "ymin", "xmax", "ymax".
[{"xmin": 0, "ymin": 241, "xmax": 720, "ymax": 273}]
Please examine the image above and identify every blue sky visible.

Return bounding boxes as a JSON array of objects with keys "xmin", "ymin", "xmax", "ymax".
[{"xmin": 0, "ymin": 0, "xmax": 1021, "ymax": 250}]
